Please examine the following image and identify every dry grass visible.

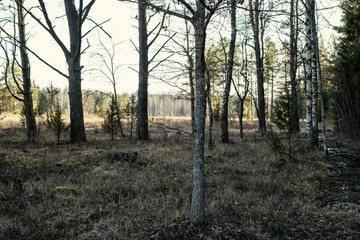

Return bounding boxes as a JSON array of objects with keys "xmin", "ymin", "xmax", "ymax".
[{"xmin": 0, "ymin": 115, "xmax": 359, "ymax": 239}]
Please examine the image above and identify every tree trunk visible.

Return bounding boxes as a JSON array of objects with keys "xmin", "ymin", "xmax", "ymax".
[
  {"xmin": 315, "ymin": 23, "xmax": 327, "ymax": 154},
  {"xmin": 206, "ymin": 64, "xmax": 213, "ymax": 149},
  {"xmin": 190, "ymin": 2, "xmax": 206, "ymax": 221},
  {"xmin": 65, "ymin": 0, "xmax": 86, "ymax": 143},
  {"xmin": 310, "ymin": 0, "xmax": 318, "ymax": 147},
  {"xmin": 249, "ymin": 0, "xmax": 266, "ymax": 137},
  {"xmin": 289, "ymin": 0, "xmax": 299, "ymax": 134},
  {"xmin": 239, "ymin": 101, "xmax": 245, "ymax": 139},
  {"xmin": 136, "ymin": 0, "xmax": 149, "ymax": 140},
  {"xmin": 67, "ymin": 57, "xmax": 86, "ymax": 142},
  {"xmin": 17, "ymin": 0, "xmax": 37, "ymax": 142},
  {"xmin": 220, "ymin": 0, "xmax": 236, "ymax": 143},
  {"xmin": 305, "ymin": 0, "xmax": 314, "ymax": 148}
]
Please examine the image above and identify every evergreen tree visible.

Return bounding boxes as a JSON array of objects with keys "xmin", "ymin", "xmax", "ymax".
[
  {"xmin": 103, "ymin": 95, "xmax": 121, "ymax": 140},
  {"xmin": 45, "ymin": 104, "xmax": 69, "ymax": 144},
  {"xmin": 332, "ymin": 0, "xmax": 360, "ymax": 139}
]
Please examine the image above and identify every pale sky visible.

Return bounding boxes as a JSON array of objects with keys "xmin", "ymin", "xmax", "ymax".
[{"xmin": 0, "ymin": 0, "xmax": 342, "ymax": 94}]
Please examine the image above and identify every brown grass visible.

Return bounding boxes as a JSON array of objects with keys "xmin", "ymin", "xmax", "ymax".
[{"xmin": 0, "ymin": 115, "xmax": 359, "ymax": 239}]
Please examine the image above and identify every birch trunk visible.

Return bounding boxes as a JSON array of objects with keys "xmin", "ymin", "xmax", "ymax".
[
  {"xmin": 220, "ymin": 0, "xmax": 236, "ymax": 143},
  {"xmin": 315, "ymin": 28, "xmax": 327, "ymax": 154},
  {"xmin": 305, "ymin": 0, "xmax": 313, "ymax": 147},
  {"xmin": 310, "ymin": 0, "xmax": 318, "ymax": 147}
]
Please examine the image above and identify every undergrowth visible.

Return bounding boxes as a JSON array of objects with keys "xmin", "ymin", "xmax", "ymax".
[{"xmin": 0, "ymin": 119, "xmax": 358, "ymax": 239}]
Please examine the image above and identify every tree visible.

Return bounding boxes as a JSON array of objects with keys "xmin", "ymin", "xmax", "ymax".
[
  {"xmin": 220, "ymin": 0, "xmax": 237, "ymax": 143},
  {"xmin": 94, "ymin": 34, "xmax": 125, "ymax": 136},
  {"xmin": 134, "ymin": 1, "xmax": 173, "ymax": 140},
  {"xmin": 288, "ymin": 0, "xmax": 300, "ymax": 134},
  {"xmin": 0, "ymin": 0, "xmax": 37, "ymax": 142},
  {"xmin": 304, "ymin": 0, "xmax": 318, "ymax": 147},
  {"xmin": 331, "ymin": 0, "xmax": 360, "ymax": 140},
  {"xmin": 263, "ymin": 37, "xmax": 279, "ymax": 120},
  {"xmin": 103, "ymin": 95, "xmax": 121, "ymax": 140},
  {"xmin": 45, "ymin": 104, "xmax": 69, "ymax": 144},
  {"xmin": 21, "ymin": 0, "xmax": 97, "ymax": 143},
  {"xmin": 249, "ymin": 0, "xmax": 267, "ymax": 137},
  {"xmin": 144, "ymin": 0, "xmax": 227, "ymax": 221}
]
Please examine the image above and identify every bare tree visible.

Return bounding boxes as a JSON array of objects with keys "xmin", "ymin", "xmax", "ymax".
[
  {"xmin": 21, "ymin": 0, "xmax": 97, "ymax": 143},
  {"xmin": 249, "ymin": 0, "xmax": 266, "ymax": 137},
  {"xmin": 220, "ymin": 0, "xmax": 237, "ymax": 143},
  {"xmin": 143, "ymin": 0, "xmax": 227, "ymax": 221},
  {"xmin": 289, "ymin": 0, "xmax": 300, "ymax": 133},
  {"xmin": 94, "ymin": 34, "xmax": 125, "ymax": 136},
  {"xmin": 0, "ymin": 0, "xmax": 37, "ymax": 142}
]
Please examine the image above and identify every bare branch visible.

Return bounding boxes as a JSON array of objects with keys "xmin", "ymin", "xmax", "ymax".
[
  {"xmin": 83, "ymin": 18, "xmax": 111, "ymax": 39},
  {"xmin": 82, "ymin": 0, "xmax": 96, "ymax": 24}
]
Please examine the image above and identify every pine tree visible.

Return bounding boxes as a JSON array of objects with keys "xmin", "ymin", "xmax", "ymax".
[
  {"xmin": 45, "ymin": 104, "xmax": 69, "ymax": 144},
  {"xmin": 103, "ymin": 96, "xmax": 121, "ymax": 140}
]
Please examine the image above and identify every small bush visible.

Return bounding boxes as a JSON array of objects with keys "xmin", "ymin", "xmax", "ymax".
[{"xmin": 45, "ymin": 104, "xmax": 69, "ymax": 144}]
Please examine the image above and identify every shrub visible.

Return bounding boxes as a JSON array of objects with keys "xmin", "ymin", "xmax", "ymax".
[{"xmin": 45, "ymin": 104, "xmax": 69, "ymax": 144}]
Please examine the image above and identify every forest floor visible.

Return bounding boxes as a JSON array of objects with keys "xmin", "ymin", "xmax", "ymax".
[{"xmin": 0, "ymin": 114, "xmax": 359, "ymax": 239}]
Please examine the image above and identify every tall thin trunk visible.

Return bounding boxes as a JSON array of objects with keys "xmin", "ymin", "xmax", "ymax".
[
  {"xmin": 239, "ymin": 101, "xmax": 245, "ymax": 138},
  {"xmin": 305, "ymin": 0, "xmax": 313, "ymax": 147},
  {"xmin": 315, "ymin": 24, "xmax": 327, "ymax": 154},
  {"xmin": 186, "ymin": 18, "xmax": 195, "ymax": 135},
  {"xmin": 206, "ymin": 65, "xmax": 213, "ymax": 149},
  {"xmin": 17, "ymin": 0, "xmax": 37, "ymax": 142},
  {"xmin": 270, "ymin": 68, "xmax": 274, "ymax": 119},
  {"xmin": 249, "ymin": 0, "xmax": 266, "ymax": 136},
  {"xmin": 136, "ymin": 0, "xmax": 149, "ymax": 140},
  {"xmin": 65, "ymin": 0, "xmax": 86, "ymax": 143},
  {"xmin": 310, "ymin": 0, "xmax": 318, "ymax": 147},
  {"xmin": 220, "ymin": 0, "xmax": 236, "ymax": 143},
  {"xmin": 190, "ymin": 1, "xmax": 206, "ymax": 221},
  {"xmin": 289, "ymin": 0, "xmax": 299, "ymax": 133}
]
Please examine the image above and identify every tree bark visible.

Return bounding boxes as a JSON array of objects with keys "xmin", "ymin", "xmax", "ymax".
[
  {"xmin": 249, "ymin": 0, "xmax": 266, "ymax": 137},
  {"xmin": 289, "ymin": 0, "xmax": 299, "ymax": 133},
  {"xmin": 17, "ymin": 0, "xmax": 37, "ymax": 142},
  {"xmin": 191, "ymin": 1, "xmax": 206, "ymax": 221},
  {"xmin": 220, "ymin": 0, "xmax": 236, "ymax": 143},
  {"xmin": 136, "ymin": 0, "xmax": 149, "ymax": 140},
  {"xmin": 310, "ymin": 0, "xmax": 318, "ymax": 147},
  {"xmin": 65, "ymin": 0, "xmax": 86, "ymax": 143},
  {"xmin": 206, "ymin": 64, "xmax": 213, "ymax": 149},
  {"xmin": 305, "ymin": 0, "xmax": 314, "ymax": 147}
]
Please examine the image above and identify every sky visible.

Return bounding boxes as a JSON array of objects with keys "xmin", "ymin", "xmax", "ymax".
[{"xmin": 0, "ymin": 0, "xmax": 343, "ymax": 94}]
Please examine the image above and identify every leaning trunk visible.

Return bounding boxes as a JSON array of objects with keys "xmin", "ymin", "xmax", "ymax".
[
  {"xmin": 190, "ymin": 2, "xmax": 206, "ymax": 221},
  {"xmin": 18, "ymin": 0, "xmax": 37, "ymax": 142},
  {"xmin": 136, "ymin": 0, "xmax": 149, "ymax": 140},
  {"xmin": 220, "ymin": 0, "xmax": 237, "ymax": 143}
]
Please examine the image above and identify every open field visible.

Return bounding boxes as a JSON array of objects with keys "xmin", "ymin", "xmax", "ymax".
[{"xmin": 0, "ymin": 114, "xmax": 359, "ymax": 239}]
